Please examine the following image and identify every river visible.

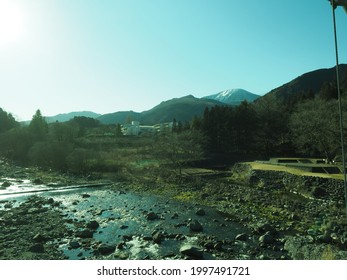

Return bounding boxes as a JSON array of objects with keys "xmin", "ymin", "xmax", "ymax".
[{"xmin": 0, "ymin": 178, "xmax": 252, "ymax": 260}]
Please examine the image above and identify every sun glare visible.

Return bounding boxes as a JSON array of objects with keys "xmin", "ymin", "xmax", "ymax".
[{"xmin": 0, "ymin": 0, "xmax": 24, "ymax": 47}]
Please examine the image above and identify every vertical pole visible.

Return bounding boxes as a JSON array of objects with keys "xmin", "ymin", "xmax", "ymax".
[{"xmin": 331, "ymin": 0, "xmax": 347, "ymax": 216}]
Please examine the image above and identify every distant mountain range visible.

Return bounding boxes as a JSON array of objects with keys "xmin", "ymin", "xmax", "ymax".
[
  {"xmin": 34, "ymin": 64, "xmax": 347, "ymax": 126},
  {"xmin": 45, "ymin": 111, "xmax": 102, "ymax": 123},
  {"xmin": 97, "ymin": 95, "xmax": 224, "ymax": 125},
  {"xmin": 204, "ymin": 88, "xmax": 260, "ymax": 105},
  {"xmin": 43, "ymin": 89, "xmax": 258, "ymax": 125}
]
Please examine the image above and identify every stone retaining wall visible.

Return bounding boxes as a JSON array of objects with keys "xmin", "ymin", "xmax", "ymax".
[{"xmin": 232, "ymin": 163, "xmax": 345, "ymax": 203}]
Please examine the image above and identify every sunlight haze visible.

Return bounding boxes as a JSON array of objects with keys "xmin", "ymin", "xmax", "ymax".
[{"xmin": 0, "ymin": 0, "xmax": 25, "ymax": 47}]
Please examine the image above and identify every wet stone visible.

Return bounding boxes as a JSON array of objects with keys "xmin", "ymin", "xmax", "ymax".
[
  {"xmin": 69, "ymin": 241, "xmax": 81, "ymax": 249},
  {"xmin": 97, "ymin": 244, "xmax": 116, "ymax": 255},
  {"xmin": 146, "ymin": 212, "xmax": 159, "ymax": 221},
  {"xmin": 47, "ymin": 198, "xmax": 55, "ymax": 204},
  {"xmin": 122, "ymin": 235, "xmax": 133, "ymax": 241},
  {"xmin": 152, "ymin": 232, "xmax": 164, "ymax": 244},
  {"xmin": 189, "ymin": 219, "xmax": 203, "ymax": 232},
  {"xmin": 180, "ymin": 245, "xmax": 204, "ymax": 259},
  {"xmin": 86, "ymin": 220, "xmax": 99, "ymax": 230},
  {"xmin": 1, "ymin": 181, "xmax": 11, "ymax": 188},
  {"xmin": 4, "ymin": 203, "xmax": 12, "ymax": 209},
  {"xmin": 116, "ymin": 242, "xmax": 126, "ymax": 250},
  {"xmin": 114, "ymin": 252, "xmax": 129, "ymax": 260},
  {"xmin": 76, "ymin": 229, "xmax": 94, "ymax": 238}
]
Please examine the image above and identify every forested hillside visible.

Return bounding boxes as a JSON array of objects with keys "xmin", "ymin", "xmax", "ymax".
[{"xmin": 1, "ymin": 65, "xmax": 347, "ymax": 172}]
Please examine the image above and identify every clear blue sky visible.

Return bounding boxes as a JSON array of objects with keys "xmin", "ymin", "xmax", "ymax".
[{"xmin": 1, "ymin": 0, "xmax": 347, "ymax": 120}]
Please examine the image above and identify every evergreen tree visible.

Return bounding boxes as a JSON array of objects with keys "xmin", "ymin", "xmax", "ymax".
[
  {"xmin": 254, "ymin": 95, "xmax": 291, "ymax": 156},
  {"xmin": 0, "ymin": 108, "xmax": 18, "ymax": 133},
  {"xmin": 28, "ymin": 109, "xmax": 48, "ymax": 140},
  {"xmin": 233, "ymin": 101, "xmax": 258, "ymax": 154},
  {"xmin": 115, "ymin": 123, "xmax": 123, "ymax": 137}
]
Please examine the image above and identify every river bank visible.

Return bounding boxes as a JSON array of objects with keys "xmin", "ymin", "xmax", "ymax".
[{"xmin": 1, "ymin": 159, "xmax": 347, "ymax": 260}]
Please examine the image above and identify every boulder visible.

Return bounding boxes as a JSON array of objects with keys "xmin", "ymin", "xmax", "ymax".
[
  {"xmin": 86, "ymin": 220, "xmax": 99, "ymax": 230},
  {"xmin": 4, "ymin": 203, "xmax": 12, "ymax": 209},
  {"xmin": 76, "ymin": 229, "xmax": 94, "ymax": 238},
  {"xmin": 69, "ymin": 241, "xmax": 81, "ymax": 249},
  {"xmin": 195, "ymin": 208, "xmax": 206, "ymax": 216},
  {"xmin": 1, "ymin": 181, "xmax": 11, "ymax": 188},
  {"xmin": 46, "ymin": 198, "xmax": 55, "ymax": 205},
  {"xmin": 152, "ymin": 232, "xmax": 164, "ymax": 244},
  {"xmin": 146, "ymin": 212, "xmax": 159, "ymax": 221},
  {"xmin": 98, "ymin": 244, "xmax": 116, "ymax": 255},
  {"xmin": 180, "ymin": 245, "xmax": 204, "ymax": 259},
  {"xmin": 189, "ymin": 219, "xmax": 203, "ymax": 232}
]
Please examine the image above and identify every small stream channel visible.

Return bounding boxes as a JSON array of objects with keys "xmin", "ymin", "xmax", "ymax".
[{"xmin": 0, "ymin": 179, "xmax": 251, "ymax": 260}]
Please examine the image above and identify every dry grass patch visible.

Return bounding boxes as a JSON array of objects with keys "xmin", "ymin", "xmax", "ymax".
[{"xmin": 248, "ymin": 162, "xmax": 344, "ymax": 180}]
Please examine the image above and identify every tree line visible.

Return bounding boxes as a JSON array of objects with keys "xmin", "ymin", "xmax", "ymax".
[
  {"xmin": 0, "ymin": 85, "xmax": 345, "ymax": 175},
  {"xmin": 192, "ymin": 83, "xmax": 345, "ymax": 162}
]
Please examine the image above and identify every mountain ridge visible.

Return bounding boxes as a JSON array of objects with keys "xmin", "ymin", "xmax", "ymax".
[
  {"xmin": 45, "ymin": 111, "xmax": 102, "ymax": 123},
  {"xmin": 20, "ymin": 64, "xmax": 347, "ymax": 126},
  {"xmin": 261, "ymin": 64, "xmax": 347, "ymax": 102},
  {"xmin": 204, "ymin": 88, "xmax": 260, "ymax": 105},
  {"xmin": 96, "ymin": 95, "xmax": 225, "ymax": 125}
]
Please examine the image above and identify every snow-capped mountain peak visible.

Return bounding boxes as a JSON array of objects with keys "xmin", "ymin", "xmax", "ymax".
[{"xmin": 204, "ymin": 88, "xmax": 260, "ymax": 105}]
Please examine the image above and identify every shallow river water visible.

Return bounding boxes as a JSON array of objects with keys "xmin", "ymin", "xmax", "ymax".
[{"xmin": 0, "ymin": 180, "xmax": 250, "ymax": 260}]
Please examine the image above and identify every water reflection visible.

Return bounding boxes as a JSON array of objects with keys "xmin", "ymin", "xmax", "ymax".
[{"xmin": 1, "ymin": 180, "xmax": 249, "ymax": 259}]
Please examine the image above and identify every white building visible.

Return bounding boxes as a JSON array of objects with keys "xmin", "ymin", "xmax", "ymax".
[{"xmin": 121, "ymin": 121, "xmax": 173, "ymax": 136}]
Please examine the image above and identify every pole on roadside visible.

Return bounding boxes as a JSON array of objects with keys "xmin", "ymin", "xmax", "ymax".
[{"xmin": 329, "ymin": 0, "xmax": 347, "ymax": 217}]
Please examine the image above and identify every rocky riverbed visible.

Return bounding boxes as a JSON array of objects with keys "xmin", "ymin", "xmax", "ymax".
[{"xmin": 1, "ymin": 160, "xmax": 347, "ymax": 260}]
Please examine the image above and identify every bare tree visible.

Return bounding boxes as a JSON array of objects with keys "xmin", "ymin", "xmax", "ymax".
[{"xmin": 155, "ymin": 130, "xmax": 206, "ymax": 179}]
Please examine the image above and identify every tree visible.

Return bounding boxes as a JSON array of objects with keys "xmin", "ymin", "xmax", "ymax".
[
  {"xmin": 233, "ymin": 101, "xmax": 258, "ymax": 154},
  {"xmin": 115, "ymin": 123, "xmax": 123, "ymax": 137},
  {"xmin": 201, "ymin": 106, "xmax": 235, "ymax": 152},
  {"xmin": 191, "ymin": 115, "xmax": 202, "ymax": 130},
  {"xmin": 0, "ymin": 127, "xmax": 32, "ymax": 161},
  {"xmin": 28, "ymin": 109, "xmax": 48, "ymax": 141},
  {"xmin": 318, "ymin": 82, "xmax": 338, "ymax": 101},
  {"xmin": 254, "ymin": 95, "xmax": 291, "ymax": 156},
  {"xmin": 289, "ymin": 98, "xmax": 342, "ymax": 161},
  {"xmin": 49, "ymin": 122, "xmax": 78, "ymax": 143},
  {"xmin": 68, "ymin": 116, "xmax": 100, "ymax": 137},
  {"xmin": 0, "ymin": 108, "xmax": 18, "ymax": 134},
  {"xmin": 28, "ymin": 140, "xmax": 73, "ymax": 170},
  {"xmin": 155, "ymin": 130, "xmax": 206, "ymax": 179}
]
